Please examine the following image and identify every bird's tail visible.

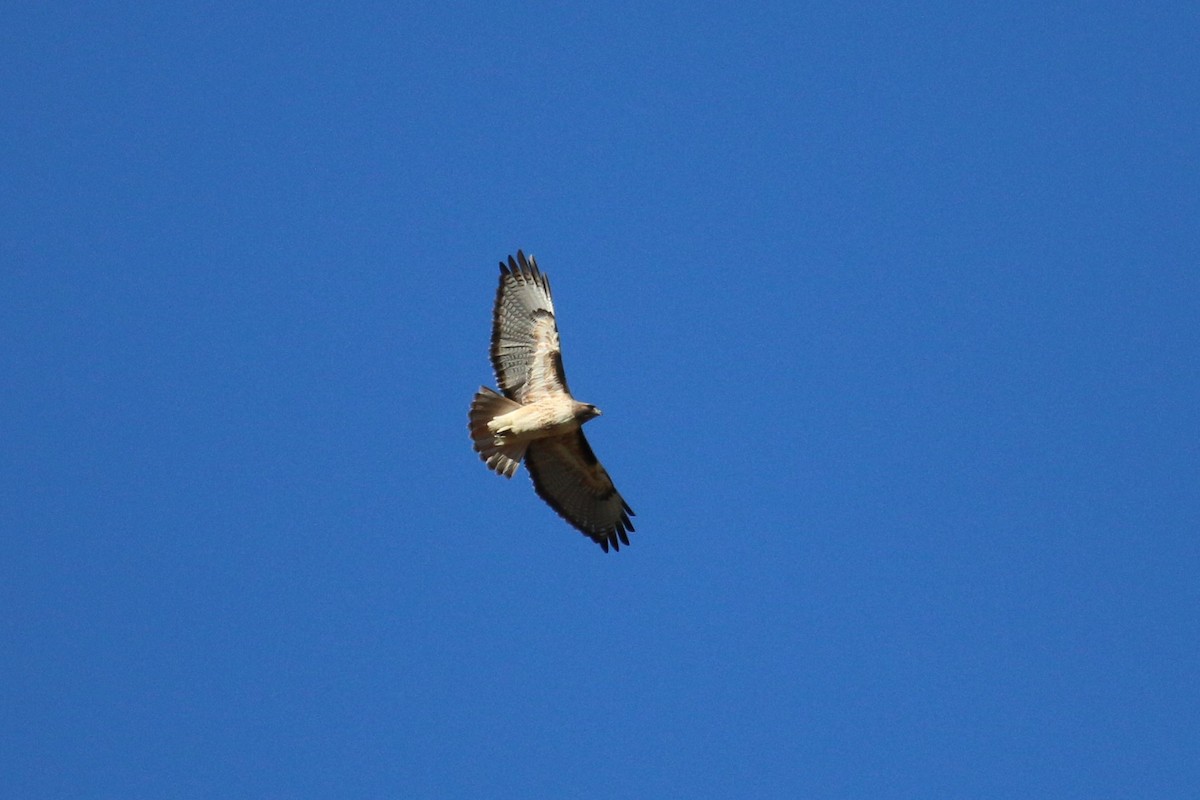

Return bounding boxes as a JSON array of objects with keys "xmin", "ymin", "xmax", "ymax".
[{"xmin": 469, "ymin": 387, "xmax": 527, "ymax": 478}]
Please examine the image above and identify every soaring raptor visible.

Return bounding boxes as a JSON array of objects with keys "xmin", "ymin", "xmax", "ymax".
[{"xmin": 468, "ymin": 251, "xmax": 635, "ymax": 552}]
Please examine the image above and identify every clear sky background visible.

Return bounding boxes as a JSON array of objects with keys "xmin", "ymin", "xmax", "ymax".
[{"xmin": 3, "ymin": 3, "xmax": 1198, "ymax": 797}]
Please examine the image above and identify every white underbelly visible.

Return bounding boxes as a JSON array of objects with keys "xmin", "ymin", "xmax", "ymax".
[{"xmin": 488, "ymin": 402, "xmax": 578, "ymax": 441}]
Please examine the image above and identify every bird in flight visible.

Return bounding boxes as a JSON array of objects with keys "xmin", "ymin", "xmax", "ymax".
[{"xmin": 469, "ymin": 251, "xmax": 635, "ymax": 552}]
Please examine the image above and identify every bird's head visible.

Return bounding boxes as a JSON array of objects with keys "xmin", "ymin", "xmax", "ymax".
[{"xmin": 575, "ymin": 402, "xmax": 602, "ymax": 422}]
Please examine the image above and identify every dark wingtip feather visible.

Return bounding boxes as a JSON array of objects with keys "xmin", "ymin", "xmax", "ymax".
[
  {"xmin": 497, "ymin": 250, "xmax": 551, "ymax": 297},
  {"xmin": 520, "ymin": 250, "xmax": 541, "ymax": 282}
]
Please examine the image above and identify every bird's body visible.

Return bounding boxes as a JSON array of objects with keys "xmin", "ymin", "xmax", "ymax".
[
  {"xmin": 468, "ymin": 251, "xmax": 635, "ymax": 552},
  {"xmin": 488, "ymin": 399, "xmax": 594, "ymax": 444}
]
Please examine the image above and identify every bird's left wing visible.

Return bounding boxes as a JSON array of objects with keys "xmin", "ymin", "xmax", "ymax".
[
  {"xmin": 524, "ymin": 431, "xmax": 635, "ymax": 552},
  {"xmin": 490, "ymin": 251, "xmax": 570, "ymax": 403}
]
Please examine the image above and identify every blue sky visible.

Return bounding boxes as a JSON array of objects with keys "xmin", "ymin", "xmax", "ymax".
[{"xmin": 3, "ymin": 2, "xmax": 1198, "ymax": 797}]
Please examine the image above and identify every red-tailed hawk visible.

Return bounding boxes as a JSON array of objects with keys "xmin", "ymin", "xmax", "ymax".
[{"xmin": 469, "ymin": 251, "xmax": 635, "ymax": 552}]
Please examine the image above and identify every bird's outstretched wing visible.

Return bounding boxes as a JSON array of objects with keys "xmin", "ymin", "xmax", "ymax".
[
  {"xmin": 524, "ymin": 431, "xmax": 635, "ymax": 552},
  {"xmin": 490, "ymin": 251, "xmax": 570, "ymax": 403}
]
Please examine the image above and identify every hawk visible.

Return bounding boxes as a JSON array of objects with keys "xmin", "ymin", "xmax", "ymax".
[{"xmin": 468, "ymin": 251, "xmax": 635, "ymax": 552}]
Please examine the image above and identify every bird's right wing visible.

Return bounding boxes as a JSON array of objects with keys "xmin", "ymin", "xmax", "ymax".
[{"xmin": 524, "ymin": 430, "xmax": 635, "ymax": 552}]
